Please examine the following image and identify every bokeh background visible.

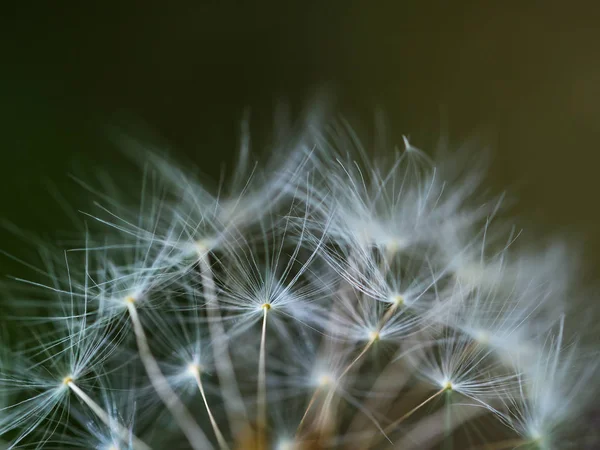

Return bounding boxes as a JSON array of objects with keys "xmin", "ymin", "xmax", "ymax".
[
  {"xmin": 1, "ymin": 3, "xmax": 600, "ymax": 448},
  {"xmin": 1, "ymin": 2, "xmax": 599, "ymax": 277}
]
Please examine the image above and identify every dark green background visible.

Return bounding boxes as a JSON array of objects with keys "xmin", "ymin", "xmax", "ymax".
[{"xmin": 1, "ymin": 2, "xmax": 599, "ymax": 276}]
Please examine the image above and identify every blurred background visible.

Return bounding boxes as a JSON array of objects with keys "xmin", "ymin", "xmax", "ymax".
[{"xmin": 1, "ymin": 2, "xmax": 599, "ymax": 277}]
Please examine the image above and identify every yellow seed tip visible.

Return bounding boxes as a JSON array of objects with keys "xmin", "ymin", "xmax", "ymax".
[
  {"xmin": 392, "ymin": 295, "xmax": 404, "ymax": 306},
  {"xmin": 62, "ymin": 376, "xmax": 74, "ymax": 386},
  {"xmin": 475, "ymin": 330, "xmax": 490, "ymax": 345},
  {"xmin": 386, "ymin": 239, "xmax": 401, "ymax": 254},
  {"xmin": 187, "ymin": 363, "xmax": 202, "ymax": 376},
  {"xmin": 369, "ymin": 330, "xmax": 380, "ymax": 342},
  {"xmin": 318, "ymin": 374, "xmax": 332, "ymax": 386},
  {"xmin": 195, "ymin": 239, "xmax": 210, "ymax": 254},
  {"xmin": 261, "ymin": 303, "xmax": 271, "ymax": 310},
  {"xmin": 125, "ymin": 296, "xmax": 136, "ymax": 304}
]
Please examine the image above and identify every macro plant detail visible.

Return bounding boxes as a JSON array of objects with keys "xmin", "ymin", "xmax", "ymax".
[{"xmin": 0, "ymin": 113, "xmax": 598, "ymax": 450}]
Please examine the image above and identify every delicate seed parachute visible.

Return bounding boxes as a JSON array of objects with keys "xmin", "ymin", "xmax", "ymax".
[{"xmin": 1, "ymin": 112, "xmax": 598, "ymax": 449}]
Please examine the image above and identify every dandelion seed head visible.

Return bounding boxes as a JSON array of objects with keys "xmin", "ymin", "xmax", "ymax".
[
  {"xmin": 186, "ymin": 363, "xmax": 202, "ymax": 377},
  {"xmin": 2, "ymin": 110, "xmax": 597, "ymax": 449},
  {"xmin": 383, "ymin": 237, "xmax": 405, "ymax": 256},
  {"xmin": 368, "ymin": 330, "xmax": 380, "ymax": 342},
  {"xmin": 529, "ymin": 428, "xmax": 543, "ymax": 442},
  {"xmin": 317, "ymin": 374, "xmax": 333, "ymax": 387},
  {"xmin": 473, "ymin": 329, "xmax": 490, "ymax": 345},
  {"xmin": 390, "ymin": 293, "xmax": 405, "ymax": 307},
  {"xmin": 441, "ymin": 379, "xmax": 454, "ymax": 391},
  {"xmin": 275, "ymin": 438, "xmax": 297, "ymax": 450},
  {"xmin": 194, "ymin": 238, "xmax": 214, "ymax": 255}
]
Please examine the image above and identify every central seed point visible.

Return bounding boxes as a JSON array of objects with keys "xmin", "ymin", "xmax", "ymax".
[
  {"xmin": 392, "ymin": 295, "xmax": 404, "ymax": 306},
  {"xmin": 187, "ymin": 363, "xmax": 202, "ymax": 376},
  {"xmin": 261, "ymin": 303, "xmax": 271, "ymax": 310},
  {"xmin": 475, "ymin": 330, "xmax": 490, "ymax": 345},
  {"xmin": 62, "ymin": 376, "xmax": 74, "ymax": 386},
  {"xmin": 195, "ymin": 239, "xmax": 209, "ymax": 253},
  {"xmin": 318, "ymin": 374, "xmax": 332, "ymax": 386}
]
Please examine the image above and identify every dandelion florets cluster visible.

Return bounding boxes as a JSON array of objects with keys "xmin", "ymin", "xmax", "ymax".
[{"xmin": 1, "ymin": 113, "xmax": 598, "ymax": 449}]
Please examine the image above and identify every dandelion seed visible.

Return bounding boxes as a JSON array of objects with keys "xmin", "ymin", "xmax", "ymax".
[{"xmin": 2, "ymin": 110, "xmax": 597, "ymax": 450}]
